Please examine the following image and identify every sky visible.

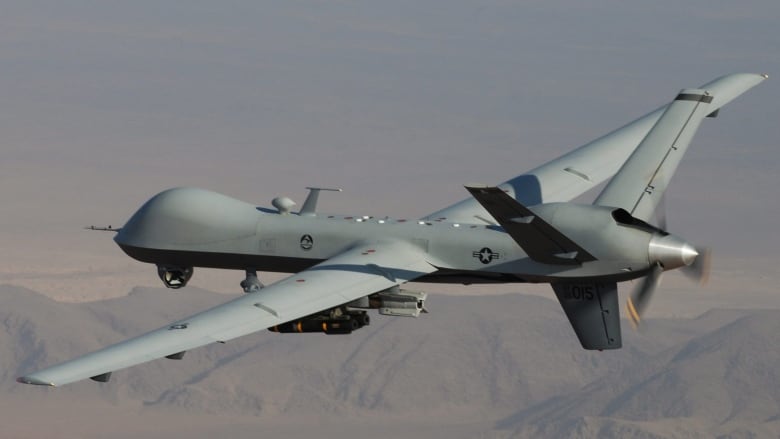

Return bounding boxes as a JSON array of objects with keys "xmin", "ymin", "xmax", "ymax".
[{"xmin": 0, "ymin": 0, "xmax": 778, "ymax": 303}]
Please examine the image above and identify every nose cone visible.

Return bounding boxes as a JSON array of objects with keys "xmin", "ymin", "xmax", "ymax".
[
  {"xmin": 648, "ymin": 234, "xmax": 699, "ymax": 270},
  {"xmin": 115, "ymin": 187, "xmax": 259, "ymax": 249},
  {"xmin": 680, "ymin": 243, "xmax": 699, "ymax": 266}
]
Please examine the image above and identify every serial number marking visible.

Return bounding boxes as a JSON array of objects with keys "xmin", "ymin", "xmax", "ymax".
[{"xmin": 566, "ymin": 285, "xmax": 595, "ymax": 301}]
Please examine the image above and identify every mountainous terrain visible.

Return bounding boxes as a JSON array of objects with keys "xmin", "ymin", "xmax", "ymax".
[{"xmin": 1, "ymin": 284, "xmax": 777, "ymax": 438}]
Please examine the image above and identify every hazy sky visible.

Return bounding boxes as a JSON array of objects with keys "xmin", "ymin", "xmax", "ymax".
[{"xmin": 1, "ymin": 1, "xmax": 778, "ymax": 300}]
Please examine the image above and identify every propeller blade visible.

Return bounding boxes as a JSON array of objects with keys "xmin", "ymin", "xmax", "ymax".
[
  {"xmin": 635, "ymin": 196, "xmax": 709, "ymax": 330},
  {"xmin": 626, "ymin": 263, "xmax": 664, "ymax": 329},
  {"xmin": 681, "ymin": 246, "xmax": 711, "ymax": 285}
]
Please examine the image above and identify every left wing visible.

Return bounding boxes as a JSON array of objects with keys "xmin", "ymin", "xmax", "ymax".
[{"xmin": 18, "ymin": 240, "xmax": 435, "ymax": 387}]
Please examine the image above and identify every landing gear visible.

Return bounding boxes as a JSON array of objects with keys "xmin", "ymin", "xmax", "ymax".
[{"xmin": 240, "ymin": 269, "xmax": 264, "ymax": 293}]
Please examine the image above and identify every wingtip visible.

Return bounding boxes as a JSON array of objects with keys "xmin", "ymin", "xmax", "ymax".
[{"xmin": 17, "ymin": 376, "xmax": 56, "ymax": 387}]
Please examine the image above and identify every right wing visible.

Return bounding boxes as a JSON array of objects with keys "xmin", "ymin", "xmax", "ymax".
[
  {"xmin": 18, "ymin": 240, "xmax": 436, "ymax": 387},
  {"xmin": 422, "ymin": 73, "xmax": 768, "ymax": 223}
]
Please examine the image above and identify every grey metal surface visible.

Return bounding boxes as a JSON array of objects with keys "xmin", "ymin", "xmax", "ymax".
[
  {"xmin": 18, "ymin": 241, "xmax": 435, "ymax": 386},
  {"xmin": 422, "ymin": 73, "xmax": 768, "ymax": 224},
  {"xmin": 465, "ymin": 186, "xmax": 596, "ymax": 265},
  {"xmin": 594, "ymin": 89, "xmax": 713, "ymax": 221},
  {"xmin": 552, "ymin": 282, "xmax": 622, "ymax": 350}
]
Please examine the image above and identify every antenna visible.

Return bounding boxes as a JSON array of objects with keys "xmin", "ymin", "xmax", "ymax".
[{"xmin": 300, "ymin": 187, "xmax": 342, "ymax": 216}]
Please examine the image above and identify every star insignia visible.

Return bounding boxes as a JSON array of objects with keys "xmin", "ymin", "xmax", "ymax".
[{"xmin": 472, "ymin": 247, "xmax": 500, "ymax": 264}]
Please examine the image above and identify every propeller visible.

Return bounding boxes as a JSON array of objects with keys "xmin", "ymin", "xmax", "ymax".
[
  {"xmin": 627, "ymin": 200, "xmax": 712, "ymax": 328},
  {"xmin": 681, "ymin": 246, "xmax": 711, "ymax": 285},
  {"xmin": 626, "ymin": 263, "xmax": 663, "ymax": 329}
]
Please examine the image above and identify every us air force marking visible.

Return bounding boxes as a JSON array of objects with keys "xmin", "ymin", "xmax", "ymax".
[
  {"xmin": 300, "ymin": 234, "xmax": 314, "ymax": 251},
  {"xmin": 473, "ymin": 247, "xmax": 500, "ymax": 264}
]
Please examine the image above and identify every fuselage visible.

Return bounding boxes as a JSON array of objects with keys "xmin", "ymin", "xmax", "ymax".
[{"xmin": 115, "ymin": 187, "xmax": 658, "ymax": 286}]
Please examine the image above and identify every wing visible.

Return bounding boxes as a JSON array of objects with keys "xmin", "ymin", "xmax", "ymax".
[
  {"xmin": 18, "ymin": 240, "xmax": 436, "ymax": 387},
  {"xmin": 422, "ymin": 73, "xmax": 768, "ymax": 223}
]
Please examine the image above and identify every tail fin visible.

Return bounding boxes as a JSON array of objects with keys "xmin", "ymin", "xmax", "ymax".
[
  {"xmin": 593, "ymin": 81, "xmax": 759, "ymax": 222},
  {"xmin": 552, "ymin": 282, "xmax": 622, "ymax": 350},
  {"xmin": 465, "ymin": 185, "xmax": 596, "ymax": 265}
]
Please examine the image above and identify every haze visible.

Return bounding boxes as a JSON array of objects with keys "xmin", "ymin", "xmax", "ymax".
[{"xmin": 0, "ymin": 1, "xmax": 778, "ymax": 437}]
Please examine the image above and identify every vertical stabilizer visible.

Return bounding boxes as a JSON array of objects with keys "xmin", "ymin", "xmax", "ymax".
[{"xmin": 552, "ymin": 282, "xmax": 622, "ymax": 350}]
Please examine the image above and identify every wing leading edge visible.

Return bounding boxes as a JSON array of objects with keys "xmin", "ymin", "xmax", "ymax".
[{"xmin": 18, "ymin": 241, "xmax": 436, "ymax": 387}]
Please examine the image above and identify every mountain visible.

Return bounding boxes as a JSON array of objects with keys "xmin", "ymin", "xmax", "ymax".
[
  {"xmin": 498, "ymin": 311, "xmax": 780, "ymax": 438},
  {"xmin": 1, "ymin": 284, "xmax": 776, "ymax": 438}
]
